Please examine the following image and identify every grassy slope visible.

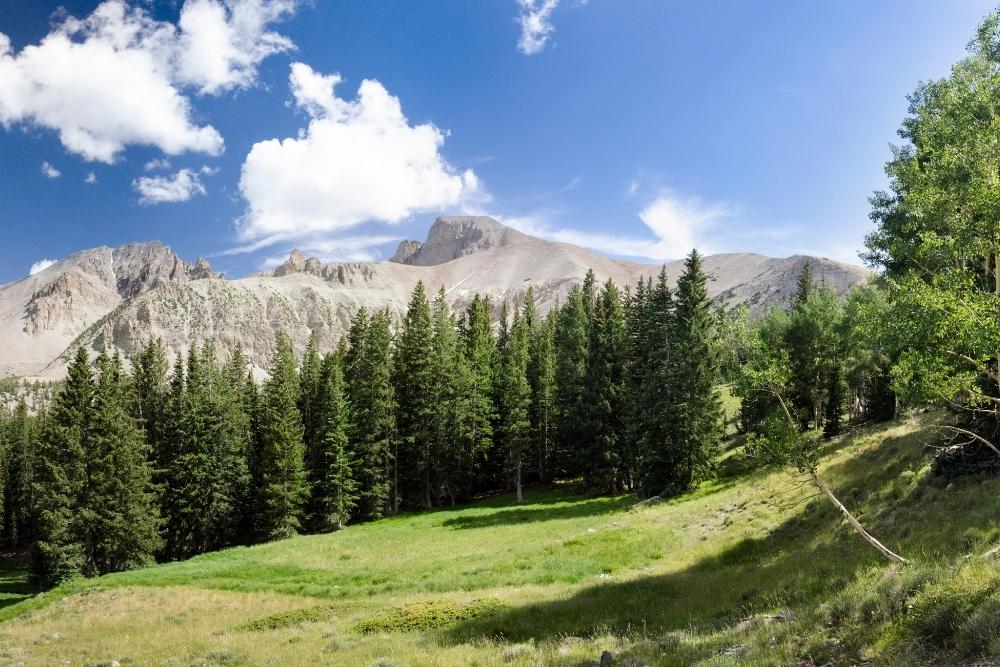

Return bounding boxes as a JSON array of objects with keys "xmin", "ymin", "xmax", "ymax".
[{"xmin": 1, "ymin": 413, "xmax": 999, "ymax": 666}]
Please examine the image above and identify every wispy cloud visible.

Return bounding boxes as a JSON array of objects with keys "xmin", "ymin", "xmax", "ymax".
[
  {"xmin": 84, "ymin": 171, "xmax": 97, "ymax": 184},
  {"xmin": 503, "ymin": 191, "xmax": 736, "ymax": 261},
  {"xmin": 517, "ymin": 0, "xmax": 560, "ymax": 55}
]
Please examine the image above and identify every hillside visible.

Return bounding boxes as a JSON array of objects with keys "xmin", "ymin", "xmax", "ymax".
[
  {"xmin": 0, "ymin": 216, "xmax": 869, "ymax": 378},
  {"xmin": 3, "ymin": 412, "xmax": 998, "ymax": 666}
]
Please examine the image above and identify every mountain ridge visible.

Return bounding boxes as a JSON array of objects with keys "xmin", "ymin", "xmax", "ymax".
[{"xmin": 0, "ymin": 216, "xmax": 870, "ymax": 378}]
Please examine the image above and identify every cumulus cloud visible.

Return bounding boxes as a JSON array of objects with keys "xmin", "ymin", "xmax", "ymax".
[
  {"xmin": 237, "ymin": 62, "xmax": 480, "ymax": 245},
  {"xmin": 0, "ymin": 0, "xmax": 298, "ymax": 162},
  {"xmin": 41, "ymin": 162, "xmax": 61, "ymax": 179},
  {"xmin": 504, "ymin": 192, "xmax": 735, "ymax": 261},
  {"xmin": 85, "ymin": 171, "xmax": 98, "ymax": 184},
  {"xmin": 29, "ymin": 259, "xmax": 56, "ymax": 275},
  {"xmin": 517, "ymin": 0, "xmax": 560, "ymax": 55},
  {"xmin": 133, "ymin": 167, "xmax": 211, "ymax": 204}
]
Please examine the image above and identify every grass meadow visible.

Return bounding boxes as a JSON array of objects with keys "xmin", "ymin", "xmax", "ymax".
[{"xmin": 1, "ymin": 412, "xmax": 999, "ymax": 665}]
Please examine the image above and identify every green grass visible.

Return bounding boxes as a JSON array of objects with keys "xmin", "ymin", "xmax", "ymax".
[{"xmin": 1, "ymin": 412, "xmax": 999, "ymax": 665}]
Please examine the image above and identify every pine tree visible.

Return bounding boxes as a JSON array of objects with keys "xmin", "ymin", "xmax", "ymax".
[
  {"xmin": 429, "ymin": 288, "xmax": 473, "ymax": 504},
  {"xmin": 461, "ymin": 294, "xmax": 496, "ymax": 495},
  {"xmin": 4, "ymin": 400, "xmax": 36, "ymax": 548},
  {"xmin": 394, "ymin": 282, "xmax": 437, "ymax": 508},
  {"xmin": 258, "ymin": 333, "xmax": 308, "ymax": 540},
  {"xmin": 308, "ymin": 353, "xmax": 357, "ymax": 531},
  {"xmin": 525, "ymin": 291, "xmax": 556, "ymax": 484},
  {"xmin": 553, "ymin": 285, "xmax": 590, "ymax": 477},
  {"xmin": 794, "ymin": 260, "xmax": 814, "ymax": 309},
  {"xmin": 32, "ymin": 347, "xmax": 92, "ymax": 587},
  {"xmin": 635, "ymin": 268, "xmax": 679, "ymax": 497},
  {"xmin": 86, "ymin": 352, "xmax": 161, "ymax": 574},
  {"xmin": 497, "ymin": 308, "xmax": 532, "ymax": 502},
  {"xmin": 299, "ymin": 332, "xmax": 323, "ymax": 477},
  {"xmin": 583, "ymin": 279, "xmax": 626, "ymax": 491},
  {"xmin": 346, "ymin": 308, "xmax": 396, "ymax": 518},
  {"xmin": 669, "ymin": 250, "xmax": 724, "ymax": 491}
]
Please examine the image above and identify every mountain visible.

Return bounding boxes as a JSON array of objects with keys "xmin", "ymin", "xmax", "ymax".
[{"xmin": 0, "ymin": 216, "xmax": 869, "ymax": 378}]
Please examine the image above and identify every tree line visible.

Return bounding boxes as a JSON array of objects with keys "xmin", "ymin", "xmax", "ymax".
[{"xmin": 0, "ymin": 251, "xmax": 729, "ymax": 588}]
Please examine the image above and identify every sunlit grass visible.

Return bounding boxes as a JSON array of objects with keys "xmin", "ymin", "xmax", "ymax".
[{"xmin": 1, "ymin": 412, "xmax": 998, "ymax": 665}]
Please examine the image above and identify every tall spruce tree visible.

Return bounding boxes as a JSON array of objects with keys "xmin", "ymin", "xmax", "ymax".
[
  {"xmin": 86, "ymin": 352, "xmax": 161, "ymax": 574},
  {"xmin": 670, "ymin": 250, "xmax": 724, "ymax": 491},
  {"xmin": 346, "ymin": 308, "xmax": 396, "ymax": 518},
  {"xmin": 497, "ymin": 307, "xmax": 532, "ymax": 502},
  {"xmin": 583, "ymin": 279, "xmax": 627, "ymax": 491},
  {"xmin": 462, "ymin": 294, "xmax": 496, "ymax": 495},
  {"xmin": 635, "ymin": 268, "xmax": 679, "ymax": 497},
  {"xmin": 4, "ymin": 400, "xmax": 36, "ymax": 548},
  {"xmin": 258, "ymin": 333, "xmax": 308, "ymax": 540},
  {"xmin": 553, "ymin": 285, "xmax": 590, "ymax": 477},
  {"xmin": 394, "ymin": 282, "xmax": 437, "ymax": 508},
  {"xmin": 525, "ymin": 290, "xmax": 556, "ymax": 484},
  {"xmin": 32, "ymin": 347, "xmax": 92, "ymax": 586},
  {"xmin": 307, "ymin": 353, "xmax": 357, "ymax": 531}
]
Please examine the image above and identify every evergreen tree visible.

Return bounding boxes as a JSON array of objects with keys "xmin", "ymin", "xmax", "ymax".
[
  {"xmin": 462, "ymin": 294, "xmax": 496, "ymax": 495},
  {"xmin": 793, "ymin": 260, "xmax": 814, "ymax": 309},
  {"xmin": 307, "ymin": 353, "xmax": 357, "ymax": 531},
  {"xmin": 669, "ymin": 250, "xmax": 725, "ymax": 491},
  {"xmin": 553, "ymin": 285, "xmax": 590, "ymax": 477},
  {"xmin": 298, "ymin": 332, "xmax": 323, "ymax": 476},
  {"xmin": 258, "ymin": 333, "xmax": 308, "ymax": 540},
  {"xmin": 86, "ymin": 352, "xmax": 161, "ymax": 574},
  {"xmin": 497, "ymin": 308, "xmax": 532, "ymax": 502},
  {"xmin": 346, "ymin": 308, "xmax": 396, "ymax": 518},
  {"xmin": 583, "ymin": 279, "xmax": 626, "ymax": 491},
  {"xmin": 32, "ymin": 347, "xmax": 92, "ymax": 587},
  {"xmin": 429, "ymin": 288, "xmax": 473, "ymax": 504},
  {"xmin": 394, "ymin": 282, "xmax": 436, "ymax": 508},
  {"xmin": 526, "ymin": 293, "xmax": 556, "ymax": 484},
  {"xmin": 635, "ymin": 269, "xmax": 678, "ymax": 497},
  {"xmin": 4, "ymin": 400, "xmax": 36, "ymax": 548}
]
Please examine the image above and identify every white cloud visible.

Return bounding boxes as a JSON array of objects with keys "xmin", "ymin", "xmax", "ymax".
[
  {"xmin": 517, "ymin": 0, "xmax": 560, "ymax": 55},
  {"xmin": 503, "ymin": 192, "xmax": 735, "ymax": 261},
  {"xmin": 253, "ymin": 234, "xmax": 402, "ymax": 268},
  {"xmin": 133, "ymin": 167, "xmax": 211, "ymax": 204},
  {"xmin": 29, "ymin": 259, "xmax": 56, "ymax": 275},
  {"xmin": 174, "ymin": 0, "xmax": 298, "ymax": 94},
  {"xmin": 237, "ymin": 62, "xmax": 480, "ymax": 245},
  {"xmin": 0, "ymin": 0, "xmax": 298, "ymax": 163},
  {"xmin": 41, "ymin": 161, "xmax": 61, "ymax": 179},
  {"xmin": 144, "ymin": 158, "xmax": 172, "ymax": 171},
  {"xmin": 85, "ymin": 171, "xmax": 98, "ymax": 184}
]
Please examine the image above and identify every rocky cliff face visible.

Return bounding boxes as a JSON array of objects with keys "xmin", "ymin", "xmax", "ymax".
[
  {"xmin": 0, "ymin": 242, "xmax": 216, "ymax": 377},
  {"xmin": 389, "ymin": 216, "xmax": 527, "ymax": 266},
  {"xmin": 0, "ymin": 219, "xmax": 869, "ymax": 378}
]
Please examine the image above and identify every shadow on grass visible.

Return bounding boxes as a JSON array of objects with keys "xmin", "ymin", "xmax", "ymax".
[
  {"xmin": 0, "ymin": 551, "xmax": 34, "ymax": 610},
  {"xmin": 441, "ymin": 496, "xmax": 634, "ymax": 530},
  {"xmin": 445, "ymin": 419, "xmax": 958, "ymax": 644}
]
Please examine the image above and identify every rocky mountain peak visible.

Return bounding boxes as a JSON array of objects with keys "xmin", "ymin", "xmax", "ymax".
[
  {"xmin": 390, "ymin": 215, "xmax": 526, "ymax": 266},
  {"xmin": 273, "ymin": 249, "xmax": 324, "ymax": 277},
  {"xmin": 112, "ymin": 241, "xmax": 217, "ymax": 298}
]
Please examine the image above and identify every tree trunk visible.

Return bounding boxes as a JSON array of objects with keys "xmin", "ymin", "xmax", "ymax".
[
  {"xmin": 773, "ymin": 392, "xmax": 908, "ymax": 564},
  {"xmin": 515, "ymin": 459, "xmax": 524, "ymax": 503},
  {"xmin": 808, "ymin": 469, "xmax": 909, "ymax": 564}
]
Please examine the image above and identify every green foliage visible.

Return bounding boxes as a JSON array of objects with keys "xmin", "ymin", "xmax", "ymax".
[
  {"xmin": 258, "ymin": 333, "xmax": 308, "ymax": 540},
  {"xmin": 355, "ymin": 598, "xmax": 503, "ymax": 634},
  {"xmin": 394, "ymin": 282, "xmax": 436, "ymax": 508},
  {"xmin": 238, "ymin": 605, "xmax": 334, "ymax": 631}
]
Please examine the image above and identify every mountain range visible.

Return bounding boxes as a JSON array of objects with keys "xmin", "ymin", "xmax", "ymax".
[{"xmin": 0, "ymin": 216, "xmax": 869, "ymax": 378}]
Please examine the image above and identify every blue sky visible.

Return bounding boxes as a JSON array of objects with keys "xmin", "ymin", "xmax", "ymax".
[{"xmin": 0, "ymin": 0, "xmax": 994, "ymax": 283}]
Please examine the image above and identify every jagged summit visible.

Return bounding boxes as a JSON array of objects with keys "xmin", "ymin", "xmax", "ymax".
[
  {"xmin": 390, "ymin": 216, "xmax": 528, "ymax": 266},
  {"xmin": 0, "ymin": 217, "xmax": 871, "ymax": 378}
]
